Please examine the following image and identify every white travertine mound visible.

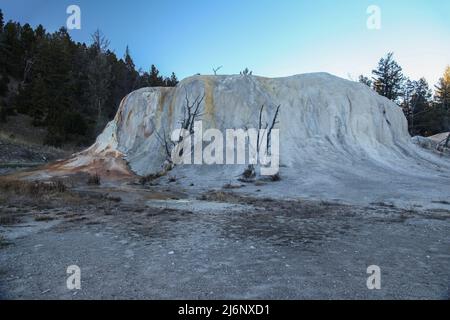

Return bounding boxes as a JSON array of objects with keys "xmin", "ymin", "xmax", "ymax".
[{"xmin": 61, "ymin": 73, "xmax": 450, "ymax": 207}]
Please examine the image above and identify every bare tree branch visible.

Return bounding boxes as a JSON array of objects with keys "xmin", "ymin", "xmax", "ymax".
[
  {"xmin": 212, "ymin": 66, "xmax": 223, "ymax": 75},
  {"xmin": 267, "ymin": 105, "xmax": 281, "ymax": 151}
]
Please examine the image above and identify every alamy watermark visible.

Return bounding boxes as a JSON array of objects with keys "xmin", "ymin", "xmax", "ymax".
[
  {"xmin": 367, "ymin": 5, "xmax": 381, "ymax": 30},
  {"xmin": 367, "ymin": 265, "xmax": 381, "ymax": 290},
  {"xmin": 66, "ymin": 5, "xmax": 81, "ymax": 30},
  {"xmin": 66, "ymin": 265, "xmax": 81, "ymax": 290},
  {"xmin": 169, "ymin": 121, "xmax": 280, "ymax": 176}
]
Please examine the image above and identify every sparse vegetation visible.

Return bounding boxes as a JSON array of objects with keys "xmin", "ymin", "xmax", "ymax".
[
  {"xmin": 0, "ymin": 234, "xmax": 10, "ymax": 248},
  {"xmin": 270, "ymin": 173, "xmax": 281, "ymax": 182},
  {"xmin": 87, "ymin": 173, "xmax": 101, "ymax": 185},
  {"xmin": 432, "ymin": 200, "xmax": 450, "ymax": 205},
  {"xmin": 34, "ymin": 215, "xmax": 55, "ymax": 222},
  {"xmin": 0, "ymin": 179, "xmax": 67, "ymax": 196},
  {"xmin": 106, "ymin": 195, "xmax": 122, "ymax": 203},
  {"xmin": 240, "ymin": 68, "xmax": 253, "ymax": 76},
  {"xmin": 239, "ymin": 165, "xmax": 256, "ymax": 183},
  {"xmin": 223, "ymin": 183, "xmax": 244, "ymax": 189},
  {"xmin": 139, "ymin": 172, "xmax": 164, "ymax": 185},
  {"xmin": 0, "ymin": 212, "xmax": 21, "ymax": 225}
]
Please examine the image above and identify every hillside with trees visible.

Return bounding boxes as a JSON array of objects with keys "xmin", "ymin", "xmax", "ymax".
[
  {"xmin": 0, "ymin": 9, "xmax": 178, "ymax": 147},
  {"xmin": 360, "ymin": 52, "xmax": 450, "ymax": 137}
]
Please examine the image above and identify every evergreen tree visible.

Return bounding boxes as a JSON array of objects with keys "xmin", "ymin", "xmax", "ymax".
[
  {"xmin": 124, "ymin": 46, "xmax": 135, "ymax": 71},
  {"xmin": 2, "ymin": 21, "xmax": 23, "ymax": 77},
  {"xmin": 0, "ymin": 9, "xmax": 4, "ymax": 33},
  {"xmin": 372, "ymin": 52, "xmax": 404, "ymax": 102},
  {"xmin": 400, "ymin": 78, "xmax": 415, "ymax": 125},
  {"xmin": 0, "ymin": 10, "xmax": 180, "ymax": 146},
  {"xmin": 408, "ymin": 78, "xmax": 432, "ymax": 135},
  {"xmin": 149, "ymin": 64, "xmax": 164, "ymax": 87},
  {"xmin": 19, "ymin": 23, "xmax": 36, "ymax": 83},
  {"xmin": 168, "ymin": 72, "xmax": 178, "ymax": 86},
  {"xmin": 123, "ymin": 46, "xmax": 138, "ymax": 91},
  {"xmin": 358, "ymin": 75, "xmax": 372, "ymax": 87},
  {"xmin": 0, "ymin": 9, "xmax": 6, "ymax": 123},
  {"xmin": 434, "ymin": 66, "xmax": 450, "ymax": 133},
  {"xmin": 0, "ymin": 10, "xmax": 8, "ymax": 97},
  {"xmin": 88, "ymin": 51, "xmax": 112, "ymax": 134},
  {"xmin": 435, "ymin": 66, "xmax": 450, "ymax": 109}
]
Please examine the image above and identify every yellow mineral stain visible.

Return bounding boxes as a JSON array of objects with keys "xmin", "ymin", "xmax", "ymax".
[
  {"xmin": 259, "ymin": 78, "xmax": 275, "ymax": 96},
  {"xmin": 115, "ymin": 94, "xmax": 129, "ymax": 125},
  {"xmin": 158, "ymin": 89, "xmax": 168, "ymax": 113},
  {"xmin": 126, "ymin": 108, "xmax": 134, "ymax": 125},
  {"xmin": 168, "ymin": 89, "xmax": 176, "ymax": 121},
  {"xmin": 203, "ymin": 77, "xmax": 217, "ymax": 126}
]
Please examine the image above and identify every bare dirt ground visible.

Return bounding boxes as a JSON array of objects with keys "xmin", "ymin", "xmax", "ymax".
[{"xmin": 0, "ymin": 174, "xmax": 449, "ymax": 300}]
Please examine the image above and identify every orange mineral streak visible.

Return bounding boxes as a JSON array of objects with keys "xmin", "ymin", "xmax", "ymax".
[
  {"xmin": 115, "ymin": 94, "xmax": 129, "ymax": 127},
  {"xmin": 6, "ymin": 143, "xmax": 135, "ymax": 182},
  {"xmin": 48, "ymin": 150, "xmax": 134, "ymax": 179}
]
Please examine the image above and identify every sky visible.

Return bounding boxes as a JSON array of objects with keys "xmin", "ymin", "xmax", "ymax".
[{"xmin": 1, "ymin": 0, "xmax": 449, "ymax": 85}]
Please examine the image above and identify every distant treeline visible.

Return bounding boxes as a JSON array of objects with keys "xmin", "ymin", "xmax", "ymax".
[
  {"xmin": 0, "ymin": 9, "xmax": 178, "ymax": 147},
  {"xmin": 359, "ymin": 52, "xmax": 450, "ymax": 137}
]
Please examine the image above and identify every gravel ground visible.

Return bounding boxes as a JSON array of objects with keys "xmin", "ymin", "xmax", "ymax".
[{"xmin": 0, "ymin": 186, "xmax": 449, "ymax": 300}]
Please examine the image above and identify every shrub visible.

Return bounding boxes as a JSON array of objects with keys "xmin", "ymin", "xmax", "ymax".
[
  {"xmin": 139, "ymin": 172, "xmax": 163, "ymax": 185},
  {"xmin": 270, "ymin": 173, "xmax": 281, "ymax": 182},
  {"xmin": 87, "ymin": 173, "xmax": 101, "ymax": 185},
  {"xmin": 0, "ymin": 179, "xmax": 67, "ymax": 196}
]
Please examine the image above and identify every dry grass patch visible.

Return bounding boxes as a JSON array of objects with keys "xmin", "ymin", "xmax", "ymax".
[
  {"xmin": 0, "ymin": 179, "xmax": 67, "ymax": 196},
  {"xmin": 34, "ymin": 215, "xmax": 55, "ymax": 222}
]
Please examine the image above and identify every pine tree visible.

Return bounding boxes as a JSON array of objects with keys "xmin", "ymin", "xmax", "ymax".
[
  {"xmin": 149, "ymin": 64, "xmax": 164, "ymax": 87},
  {"xmin": 168, "ymin": 72, "xmax": 178, "ymax": 87},
  {"xmin": 91, "ymin": 29, "xmax": 110, "ymax": 54},
  {"xmin": 0, "ymin": 11, "xmax": 180, "ymax": 145},
  {"xmin": 88, "ymin": 34, "xmax": 112, "ymax": 134},
  {"xmin": 20, "ymin": 23, "xmax": 36, "ymax": 83},
  {"xmin": 0, "ymin": 8, "xmax": 8, "ymax": 96},
  {"xmin": 123, "ymin": 46, "xmax": 138, "ymax": 91},
  {"xmin": 2, "ymin": 21, "xmax": 23, "ymax": 78},
  {"xmin": 0, "ymin": 8, "xmax": 6, "ymax": 123},
  {"xmin": 372, "ymin": 52, "xmax": 404, "ymax": 102},
  {"xmin": 435, "ymin": 66, "xmax": 450, "ymax": 109},
  {"xmin": 0, "ymin": 9, "xmax": 4, "ymax": 33},
  {"xmin": 358, "ymin": 75, "xmax": 372, "ymax": 87},
  {"xmin": 124, "ymin": 46, "xmax": 135, "ymax": 71},
  {"xmin": 408, "ymin": 78, "xmax": 432, "ymax": 135}
]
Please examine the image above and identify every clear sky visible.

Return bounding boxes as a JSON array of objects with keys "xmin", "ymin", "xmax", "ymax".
[{"xmin": 1, "ymin": 0, "xmax": 449, "ymax": 86}]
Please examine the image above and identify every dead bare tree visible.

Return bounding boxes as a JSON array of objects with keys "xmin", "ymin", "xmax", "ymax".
[
  {"xmin": 256, "ymin": 105, "xmax": 267, "ymax": 154},
  {"xmin": 256, "ymin": 104, "xmax": 280, "ymax": 153},
  {"xmin": 242, "ymin": 104, "xmax": 281, "ymax": 181},
  {"xmin": 181, "ymin": 89, "xmax": 205, "ymax": 135},
  {"xmin": 212, "ymin": 66, "xmax": 223, "ymax": 75},
  {"xmin": 154, "ymin": 125, "xmax": 175, "ymax": 164},
  {"xmin": 267, "ymin": 105, "xmax": 281, "ymax": 151},
  {"xmin": 22, "ymin": 59, "xmax": 33, "ymax": 84},
  {"xmin": 437, "ymin": 133, "xmax": 450, "ymax": 153},
  {"xmin": 153, "ymin": 90, "xmax": 205, "ymax": 168}
]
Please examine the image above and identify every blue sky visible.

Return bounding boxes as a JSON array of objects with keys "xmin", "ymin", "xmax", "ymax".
[{"xmin": 1, "ymin": 0, "xmax": 449, "ymax": 85}]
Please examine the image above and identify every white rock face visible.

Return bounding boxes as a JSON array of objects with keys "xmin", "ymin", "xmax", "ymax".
[
  {"xmin": 73, "ymin": 73, "xmax": 410, "ymax": 173},
  {"xmin": 61, "ymin": 73, "xmax": 450, "ymax": 207}
]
